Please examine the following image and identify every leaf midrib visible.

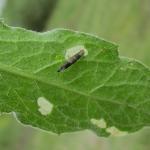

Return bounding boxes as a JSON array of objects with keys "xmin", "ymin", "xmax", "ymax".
[{"xmin": 0, "ymin": 63, "xmax": 125, "ymax": 106}]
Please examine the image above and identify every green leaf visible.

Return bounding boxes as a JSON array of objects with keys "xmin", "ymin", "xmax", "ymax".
[
  {"xmin": 0, "ymin": 21, "xmax": 150, "ymax": 137},
  {"xmin": 47, "ymin": 0, "xmax": 150, "ymax": 66}
]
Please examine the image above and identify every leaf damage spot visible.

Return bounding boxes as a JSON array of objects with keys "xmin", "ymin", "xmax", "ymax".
[
  {"xmin": 65, "ymin": 45, "xmax": 88, "ymax": 60},
  {"xmin": 91, "ymin": 118, "xmax": 107, "ymax": 129},
  {"xmin": 130, "ymin": 62, "xmax": 134, "ymax": 66},
  {"xmin": 37, "ymin": 97, "xmax": 53, "ymax": 116},
  {"xmin": 58, "ymin": 45, "xmax": 88, "ymax": 72},
  {"xmin": 91, "ymin": 118, "xmax": 128, "ymax": 136},
  {"xmin": 106, "ymin": 126, "xmax": 128, "ymax": 136},
  {"xmin": 120, "ymin": 67, "xmax": 127, "ymax": 71}
]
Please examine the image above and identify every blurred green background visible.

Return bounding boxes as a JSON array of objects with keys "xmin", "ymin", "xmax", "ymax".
[{"xmin": 0, "ymin": 0, "xmax": 150, "ymax": 149}]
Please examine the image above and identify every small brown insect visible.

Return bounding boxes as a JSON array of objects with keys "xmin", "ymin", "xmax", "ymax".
[{"xmin": 57, "ymin": 49, "xmax": 85, "ymax": 72}]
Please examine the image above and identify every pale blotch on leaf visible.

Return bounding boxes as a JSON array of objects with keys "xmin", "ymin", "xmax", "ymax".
[
  {"xmin": 65, "ymin": 45, "xmax": 88, "ymax": 60},
  {"xmin": 90, "ymin": 118, "xmax": 107, "ymax": 129},
  {"xmin": 130, "ymin": 62, "xmax": 134, "ymax": 66},
  {"xmin": 120, "ymin": 67, "xmax": 127, "ymax": 71},
  {"xmin": 37, "ymin": 97, "xmax": 53, "ymax": 116},
  {"xmin": 106, "ymin": 126, "xmax": 128, "ymax": 137}
]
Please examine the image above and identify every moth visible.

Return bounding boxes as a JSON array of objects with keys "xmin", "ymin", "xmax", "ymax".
[{"xmin": 57, "ymin": 49, "xmax": 85, "ymax": 72}]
